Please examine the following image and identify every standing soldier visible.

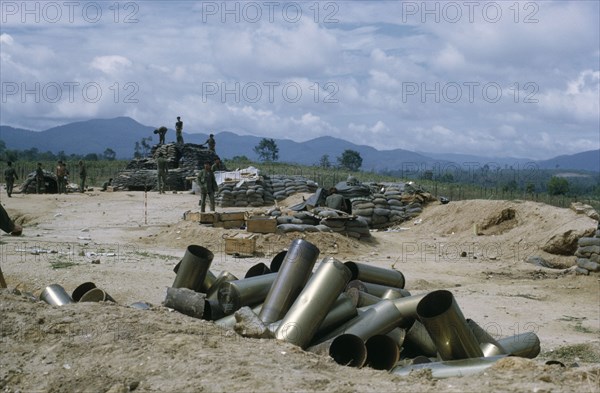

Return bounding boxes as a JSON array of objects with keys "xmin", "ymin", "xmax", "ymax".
[
  {"xmin": 175, "ymin": 117, "xmax": 184, "ymax": 144},
  {"xmin": 4, "ymin": 161, "xmax": 18, "ymax": 197},
  {"xmin": 197, "ymin": 161, "xmax": 217, "ymax": 212},
  {"xmin": 56, "ymin": 160, "xmax": 67, "ymax": 194},
  {"xmin": 78, "ymin": 160, "xmax": 87, "ymax": 193},
  {"xmin": 203, "ymin": 133, "xmax": 216, "ymax": 153},
  {"xmin": 156, "ymin": 152, "xmax": 168, "ymax": 194},
  {"xmin": 35, "ymin": 162, "xmax": 44, "ymax": 194}
]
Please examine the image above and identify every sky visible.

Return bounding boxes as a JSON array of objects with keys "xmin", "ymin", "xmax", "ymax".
[{"xmin": 0, "ymin": 0, "xmax": 599, "ymax": 159}]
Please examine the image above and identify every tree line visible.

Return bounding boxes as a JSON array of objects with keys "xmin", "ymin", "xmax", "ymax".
[{"xmin": 0, "ymin": 140, "xmax": 117, "ymax": 162}]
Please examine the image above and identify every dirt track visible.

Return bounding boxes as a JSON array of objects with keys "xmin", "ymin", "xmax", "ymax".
[{"xmin": 1, "ymin": 191, "xmax": 599, "ymax": 392}]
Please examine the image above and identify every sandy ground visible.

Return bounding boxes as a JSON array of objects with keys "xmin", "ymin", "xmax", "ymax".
[{"xmin": 1, "ymin": 190, "xmax": 599, "ymax": 392}]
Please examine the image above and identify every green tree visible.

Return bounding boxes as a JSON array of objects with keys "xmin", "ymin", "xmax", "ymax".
[
  {"xmin": 319, "ymin": 154, "xmax": 331, "ymax": 168},
  {"xmin": 526, "ymin": 182, "xmax": 535, "ymax": 194},
  {"xmin": 103, "ymin": 148, "xmax": 116, "ymax": 161},
  {"xmin": 547, "ymin": 176, "xmax": 569, "ymax": 195},
  {"xmin": 337, "ymin": 149, "xmax": 362, "ymax": 171},
  {"xmin": 254, "ymin": 138, "xmax": 279, "ymax": 162}
]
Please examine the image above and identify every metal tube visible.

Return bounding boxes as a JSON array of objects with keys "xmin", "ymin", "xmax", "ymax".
[
  {"xmin": 200, "ymin": 270, "xmax": 218, "ymax": 293},
  {"xmin": 275, "ymin": 257, "xmax": 352, "ymax": 348},
  {"xmin": 385, "ymin": 327, "xmax": 406, "ymax": 349},
  {"xmin": 203, "ymin": 298, "xmax": 227, "ymax": 320},
  {"xmin": 365, "ymin": 334, "xmax": 400, "ymax": 370},
  {"xmin": 40, "ymin": 284, "xmax": 74, "ymax": 306},
  {"xmin": 79, "ymin": 288, "xmax": 116, "ymax": 303},
  {"xmin": 244, "ymin": 263, "xmax": 271, "ymax": 278},
  {"xmin": 496, "ymin": 332, "xmax": 540, "ymax": 359},
  {"xmin": 362, "ymin": 282, "xmax": 410, "ymax": 298},
  {"xmin": 380, "ymin": 288, "xmax": 408, "ymax": 300},
  {"xmin": 466, "ymin": 318, "xmax": 505, "ymax": 357},
  {"xmin": 172, "ymin": 245, "xmax": 214, "ymax": 292},
  {"xmin": 215, "ymin": 304, "xmax": 262, "ymax": 329},
  {"xmin": 344, "ymin": 261, "xmax": 405, "ymax": 288},
  {"xmin": 317, "ymin": 299, "xmax": 405, "ymax": 343},
  {"xmin": 308, "ymin": 334, "xmax": 367, "ymax": 368},
  {"xmin": 416, "ymin": 290, "xmax": 484, "ymax": 360},
  {"xmin": 218, "ymin": 273, "xmax": 277, "ymax": 315},
  {"xmin": 355, "ymin": 290, "xmax": 382, "ymax": 307},
  {"xmin": 402, "ymin": 320, "xmax": 438, "ymax": 358},
  {"xmin": 269, "ymin": 250, "xmax": 287, "ymax": 272},
  {"xmin": 72, "ymin": 282, "xmax": 96, "ymax": 302},
  {"xmin": 259, "ymin": 239, "xmax": 320, "ymax": 324},
  {"xmin": 392, "ymin": 293, "xmax": 428, "ymax": 319},
  {"xmin": 315, "ymin": 293, "xmax": 358, "ymax": 338},
  {"xmin": 206, "ymin": 271, "xmax": 238, "ymax": 300},
  {"xmin": 392, "ymin": 355, "xmax": 507, "ymax": 378}
]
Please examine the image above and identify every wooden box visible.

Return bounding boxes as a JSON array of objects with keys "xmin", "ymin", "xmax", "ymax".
[
  {"xmin": 214, "ymin": 220, "xmax": 245, "ymax": 229},
  {"xmin": 220, "ymin": 211, "xmax": 246, "ymax": 221},
  {"xmin": 246, "ymin": 216, "xmax": 278, "ymax": 234},
  {"xmin": 199, "ymin": 212, "xmax": 218, "ymax": 223},
  {"xmin": 183, "ymin": 211, "xmax": 201, "ymax": 222},
  {"xmin": 225, "ymin": 233, "xmax": 256, "ymax": 256}
]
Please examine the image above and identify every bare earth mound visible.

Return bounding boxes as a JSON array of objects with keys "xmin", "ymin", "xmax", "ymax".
[{"xmin": 1, "ymin": 193, "xmax": 599, "ymax": 392}]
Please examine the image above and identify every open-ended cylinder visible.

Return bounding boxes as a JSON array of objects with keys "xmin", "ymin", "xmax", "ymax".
[
  {"xmin": 259, "ymin": 239, "xmax": 320, "ymax": 324},
  {"xmin": 275, "ymin": 257, "xmax": 352, "ymax": 348},
  {"xmin": 344, "ymin": 261, "xmax": 405, "ymax": 289},
  {"xmin": 172, "ymin": 245, "xmax": 214, "ymax": 292},
  {"xmin": 217, "ymin": 273, "xmax": 277, "ymax": 315},
  {"xmin": 416, "ymin": 290, "xmax": 483, "ymax": 360}
]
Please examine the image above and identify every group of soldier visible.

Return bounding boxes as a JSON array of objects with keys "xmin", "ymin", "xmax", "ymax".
[
  {"xmin": 154, "ymin": 116, "xmax": 216, "ymax": 153},
  {"xmin": 3, "ymin": 159, "xmax": 87, "ymax": 196}
]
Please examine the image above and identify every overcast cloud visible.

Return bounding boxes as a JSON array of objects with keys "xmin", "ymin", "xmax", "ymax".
[{"xmin": 1, "ymin": 0, "xmax": 598, "ymax": 159}]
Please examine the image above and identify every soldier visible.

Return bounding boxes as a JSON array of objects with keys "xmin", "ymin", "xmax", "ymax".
[
  {"xmin": 156, "ymin": 152, "xmax": 168, "ymax": 194},
  {"xmin": 35, "ymin": 163, "xmax": 44, "ymax": 194},
  {"xmin": 101, "ymin": 178, "xmax": 113, "ymax": 192},
  {"xmin": 203, "ymin": 133, "xmax": 216, "ymax": 153},
  {"xmin": 78, "ymin": 160, "xmax": 87, "ymax": 193},
  {"xmin": 154, "ymin": 126, "xmax": 168, "ymax": 145},
  {"xmin": 4, "ymin": 161, "xmax": 18, "ymax": 197},
  {"xmin": 175, "ymin": 117, "xmax": 184, "ymax": 144},
  {"xmin": 197, "ymin": 161, "xmax": 217, "ymax": 212},
  {"xmin": 211, "ymin": 157, "xmax": 226, "ymax": 172},
  {"xmin": 56, "ymin": 160, "xmax": 67, "ymax": 194}
]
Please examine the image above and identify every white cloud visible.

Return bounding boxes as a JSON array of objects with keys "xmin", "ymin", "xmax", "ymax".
[{"xmin": 90, "ymin": 55, "xmax": 132, "ymax": 74}]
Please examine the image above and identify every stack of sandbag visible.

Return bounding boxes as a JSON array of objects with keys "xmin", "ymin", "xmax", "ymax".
[
  {"xmin": 216, "ymin": 175, "xmax": 317, "ymax": 208},
  {"xmin": 267, "ymin": 207, "xmax": 371, "ymax": 238},
  {"xmin": 269, "ymin": 175, "xmax": 318, "ymax": 201},
  {"xmin": 217, "ymin": 179, "xmax": 268, "ymax": 208},
  {"xmin": 351, "ymin": 187, "xmax": 435, "ymax": 229},
  {"xmin": 574, "ymin": 221, "xmax": 600, "ymax": 275}
]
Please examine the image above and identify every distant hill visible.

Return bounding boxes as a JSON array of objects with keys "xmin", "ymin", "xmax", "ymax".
[
  {"xmin": 536, "ymin": 150, "xmax": 600, "ymax": 173},
  {"xmin": 1, "ymin": 117, "xmax": 598, "ymax": 173}
]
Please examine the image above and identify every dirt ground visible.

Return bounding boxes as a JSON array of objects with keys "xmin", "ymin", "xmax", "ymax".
[{"xmin": 1, "ymin": 190, "xmax": 599, "ymax": 392}]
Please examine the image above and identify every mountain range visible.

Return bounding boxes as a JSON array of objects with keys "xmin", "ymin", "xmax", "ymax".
[{"xmin": 1, "ymin": 117, "xmax": 598, "ymax": 173}]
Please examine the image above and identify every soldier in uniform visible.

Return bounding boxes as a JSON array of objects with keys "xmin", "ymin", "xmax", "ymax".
[
  {"xmin": 35, "ymin": 162, "xmax": 44, "ymax": 194},
  {"xmin": 211, "ymin": 157, "xmax": 226, "ymax": 172},
  {"xmin": 203, "ymin": 133, "xmax": 216, "ymax": 153},
  {"xmin": 4, "ymin": 161, "xmax": 18, "ymax": 197},
  {"xmin": 175, "ymin": 117, "xmax": 184, "ymax": 144},
  {"xmin": 197, "ymin": 161, "xmax": 217, "ymax": 212},
  {"xmin": 56, "ymin": 160, "xmax": 67, "ymax": 194},
  {"xmin": 78, "ymin": 160, "xmax": 87, "ymax": 193},
  {"xmin": 154, "ymin": 126, "xmax": 168, "ymax": 145},
  {"xmin": 156, "ymin": 152, "xmax": 168, "ymax": 194}
]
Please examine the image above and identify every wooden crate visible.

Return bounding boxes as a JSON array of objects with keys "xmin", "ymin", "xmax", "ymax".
[
  {"xmin": 224, "ymin": 233, "xmax": 256, "ymax": 256},
  {"xmin": 220, "ymin": 211, "xmax": 246, "ymax": 221},
  {"xmin": 183, "ymin": 211, "xmax": 201, "ymax": 222},
  {"xmin": 214, "ymin": 220, "xmax": 245, "ymax": 229},
  {"xmin": 200, "ymin": 212, "xmax": 218, "ymax": 223},
  {"xmin": 246, "ymin": 216, "xmax": 278, "ymax": 234}
]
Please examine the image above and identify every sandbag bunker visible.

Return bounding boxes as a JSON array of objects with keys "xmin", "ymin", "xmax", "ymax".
[{"xmin": 165, "ymin": 240, "xmax": 542, "ymax": 378}]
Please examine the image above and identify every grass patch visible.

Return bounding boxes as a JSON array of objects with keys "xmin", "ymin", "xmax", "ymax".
[{"xmin": 543, "ymin": 343, "xmax": 600, "ymax": 363}]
